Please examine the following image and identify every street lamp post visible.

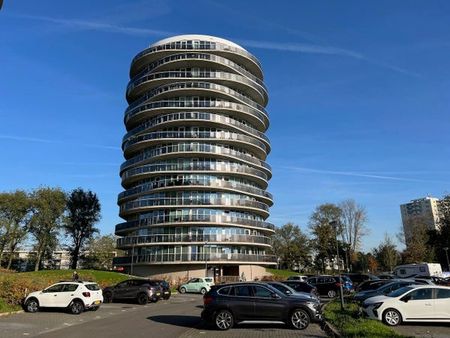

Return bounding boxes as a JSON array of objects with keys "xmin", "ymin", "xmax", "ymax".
[
  {"xmin": 130, "ymin": 242, "xmax": 135, "ymax": 276},
  {"xmin": 331, "ymin": 220, "xmax": 345, "ymax": 310},
  {"xmin": 444, "ymin": 247, "xmax": 450, "ymax": 272}
]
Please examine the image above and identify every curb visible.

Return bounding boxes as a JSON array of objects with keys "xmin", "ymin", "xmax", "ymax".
[
  {"xmin": 320, "ymin": 302, "xmax": 341, "ymax": 338},
  {"xmin": 0, "ymin": 310, "xmax": 24, "ymax": 317}
]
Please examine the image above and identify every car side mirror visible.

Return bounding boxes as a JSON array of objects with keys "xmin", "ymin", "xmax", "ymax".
[
  {"xmin": 286, "ymin": 290, "xmax": 292, "ymax": 295},
  {"xmin": 271, "ymin": 293, "xmax": 280, "ymax": 299},
  {"xmin": 401, "ymin": 295, "xmax": 410, "ymax": 303}
]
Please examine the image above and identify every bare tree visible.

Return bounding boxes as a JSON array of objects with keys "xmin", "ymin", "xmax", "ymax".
[{"xmin": 339, "ymin": 199, "xmax": 369, "ymax": 252}]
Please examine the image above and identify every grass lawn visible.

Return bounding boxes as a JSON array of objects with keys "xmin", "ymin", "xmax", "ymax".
[
  {"xmin": 0, "ymin": 298, "xmax": 21, "ymax": 313},
  {"xmin": 265, "ymin": 268, "xmax": 297, "ymax": 278},
  {"xmin": 324, "ymin": 300, "xmax": 411, "ymax": 338}
]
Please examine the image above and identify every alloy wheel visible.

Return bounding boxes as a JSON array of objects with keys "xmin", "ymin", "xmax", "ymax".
[
  {"xmin": 215, "ymin": 310, "xmax": 233, "ymax": 330},
  {"xmin": 384, "ymin": 309, "xmax": 400, "ymax": 326},
  {"xmin": 291, "ymin": 309, "xmax": 310, "ymax": 330},
  {"xmin": 71, "ymin": 301, "xmax": 84, "ymax": 315},
  {"xmin": 26, "ymin": 300, "xmax": 38, "ymax": 313}
]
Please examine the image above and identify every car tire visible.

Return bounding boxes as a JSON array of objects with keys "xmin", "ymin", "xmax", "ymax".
[
  {"xmin": 382, "ymin": 308, "xmax": 402, "ymax": 326},
  {"xmin": 137, "ymin": 293, "xmax": 149, "ymax": 305},
  {"xmin": 214, "ymin": 309, "xmax": 234, "ymax": 330},
  {"xmin": 328, "ymin": 290, "xmax": 337, "ymax": 298},
  {"xmin": 290, "ymin": 308, "xmax": 310, "ymax": 330},
  {"xmin": 200, "ymin": 288, "xmax": 207, "ymax": 295},
  {"xmin": 103, "ymin": 292, "xmax": 113, "ymax": 303},
  {"xmin": 179, "ymin": 287, "xmax": 186, "ymax": 294},
  {"xmin": 69, "ymin": 300, "xmax": 85, "ymax": 315},
  {"xmin": 25, "ymin": 298, "xmax": 39, "ymax": 313}
]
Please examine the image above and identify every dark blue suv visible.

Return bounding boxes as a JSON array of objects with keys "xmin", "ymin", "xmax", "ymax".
[{"xmin": 201, "ymin": 282, "xmax": 322, "ymax": 330}]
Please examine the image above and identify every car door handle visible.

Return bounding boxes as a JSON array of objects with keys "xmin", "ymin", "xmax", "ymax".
[
  {"xmin": 425, "ymin": 303, "xmax": 432, "ymax": 306},
  {"xmin": 54, "ymin": 295, "xmax": 57, "ymax": 297}
]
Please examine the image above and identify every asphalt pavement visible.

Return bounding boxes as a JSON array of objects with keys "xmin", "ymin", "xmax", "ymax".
[{"xmin": 0, "ymin": 294, "xmax": 325, "ymax": 338}]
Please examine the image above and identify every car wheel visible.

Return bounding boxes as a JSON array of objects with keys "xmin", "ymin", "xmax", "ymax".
[
  {"xmin": 290, "ymin": 308, "xmax": 310, "ymax": 330},
  {"xmin": 137, "ymin": 293, "xmax": 149, "ymax": 305},
  {"xmin": 25, "ymin": 298, "xmax": 39, "ymax": 313},
  {"xmin": 383, "ymin": 308, "xmax": 402, "ymax": 326},
  {"xmin": 103, "ymin": 292, "xmax": 113, "ymax": 303},
  {"xmin": 200, "ymin": 288, "xmax": 207, "ymax": 295},
  {"xmin": 215, "ymin": 309, "xmax": 234, "ymax": 330},
  {"xmin": 70, "ymin": 300, "xmax": 85, "ymax": 315},
  {"xmin": 179, "ymin": 287, "xmax": 186, "ymax": 294},
  {"xmin": 328, "ymin": 290, "xmax": 337, "ymax": 298}
]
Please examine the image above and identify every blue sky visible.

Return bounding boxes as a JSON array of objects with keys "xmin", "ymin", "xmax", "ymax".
[{"xmin": 1, "ymin": 0, "xmax": 450, "ymax": 251}]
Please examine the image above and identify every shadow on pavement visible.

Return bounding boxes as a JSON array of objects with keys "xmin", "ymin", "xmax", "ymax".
[{"xmin": 147, "ymin": 315, "xmax": 202, "ymax": 328}]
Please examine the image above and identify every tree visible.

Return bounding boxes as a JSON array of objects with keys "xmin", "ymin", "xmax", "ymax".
[
  {"xmin": 271, "ymin": 223, "xmax": 311, "ymax": 271},
  {"xmin": 29, "ymin": 187, "xmax": 66, "ymax": 271},
  {"xmin": 0, "ymin": 191, "xmax": 31, "ymax": 268},
  {"xmin": 428, "ymin": 195, "xmax": 450, "ymax": 269},
  {"xmin": 401, "ymin": 219, "xmax": 434, "ymax": 264},
  {"xmin": 81, "ymin": 234, "xmax": 119, "ymax": 270},
  {"xmin": 339, "ymin": 199, "xmax": 369, "ymax": 266},
  {"xmin": 308, "ymin": 203, "xmax": 342, "ymax": 273},
  {"xmin": 64, "ymin": 188, "xmax": 101, "ymax": 269},
  {"xmin": 373, "ymin": 234, "xmax": 400, "ymax": 272}
]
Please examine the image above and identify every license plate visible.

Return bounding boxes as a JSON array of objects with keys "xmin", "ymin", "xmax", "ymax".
[
  {"xmin": 156, "ymin": 293, "xmax": 161, "ymax": 296},
  {"xmin": 94, "ymin": 300, "xmax": 101, "ymax": 305},
  {"xmin": 164, "ymin": 291, "xmax": 169, "ymax": 294}
]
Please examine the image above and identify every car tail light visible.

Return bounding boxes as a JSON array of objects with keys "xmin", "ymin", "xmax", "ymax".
[
  {"xmin": 203, "ymin": 295, "xmax": 213, "ymax": 306},
  {"xmin": 336, "ymin": 282, "xmax": 342, "ymax": 287},
  {"xmin": 82, "ymin": 292, "xmax": 91, "ymax": 297}
]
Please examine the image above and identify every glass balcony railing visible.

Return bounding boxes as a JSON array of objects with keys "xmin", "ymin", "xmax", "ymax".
[
  {"xmin": 116, "ymin": 233, "xmax": 271, "ymax": 247},
  {"xmin": 131, "ymin": 52, "xmax": 267, "ymax": 92},
  {"xmin": 123, "ymin": 111, "xmax": 270, "ymax": 145},
  {"xmin": 113, "ymin": 252, "xmax": 277, "ymax": 265},
  {"xmin": 115, "ymin": 214, "xmax": 275, "ymax": 233},
  {"xmin": 121, "ymin": 161, "xmax": 269, "ymax": 185},
  {"xmin": 125, "ymin": 99, "xmax": 269, "ymax": 129},
  {"xmin": 120, "ymin": 197, "xmax": 270, "ymax": 215},
  {"xmin": 120, "ymin": 143, "xmax": 271, "ymax": 175},
  {"xmin": 118, "ymin": 176, "xmax": 273, "ymax": 202},
  {"xmin": 122, "ymin": 130, "xmax": 268, "ymax": 155},
  {"xmin": 127, "ymin": 70, "xmax": 267, "ymax": 104},
  {"xmin": 126, "ymin": 81, "xmax": 267, "ymax": 115},
  {"xmin": 131, "ymin": 40, "xmax": 263, "ymax": 77}
]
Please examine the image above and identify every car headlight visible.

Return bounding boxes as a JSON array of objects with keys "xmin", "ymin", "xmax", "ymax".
[
  {"xmin": 371, "ymin": 302, "xmax": 383, "ymax": 310},
  {"xmin": 306, "ymin": 301, "xmax": 319, "ymax": 310}
]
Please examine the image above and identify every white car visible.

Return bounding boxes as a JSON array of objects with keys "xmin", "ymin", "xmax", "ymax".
[
  {"xmin": 24, "ymin": 281, "xmax": 103, "ymax": 314},
  {"xmin": 362, "ymin": 285, "xmax": 450, "ymax": 326}
]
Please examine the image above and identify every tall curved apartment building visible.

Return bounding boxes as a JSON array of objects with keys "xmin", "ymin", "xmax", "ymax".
[{"xmin": 114, "ymin": 35, "xmax": 276, "ymax": 281}]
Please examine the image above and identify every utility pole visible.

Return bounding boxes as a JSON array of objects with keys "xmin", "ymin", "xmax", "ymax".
[
  {"xmin": 130, "ymin": 242, "xmax": 135, "ymax": 276},
  {"xmin": 204, "ymin": 241, "xmax": 209, "ymax": 276}
]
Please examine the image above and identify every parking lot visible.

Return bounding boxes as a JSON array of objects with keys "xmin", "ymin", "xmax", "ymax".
[{"xmin": 0, "ymin": 294, "xmax": 325, "ymax": 338}]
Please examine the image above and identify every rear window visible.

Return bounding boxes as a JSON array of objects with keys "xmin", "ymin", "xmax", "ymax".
[
  {"xmin": 218, "ymin": 286, "xmax": 231, "ymax": 295},
  {"xmin": 85, "ymin": 284, "xmax": 100, "ymax": 291},
  {"xmin": 204, "ymin": 278, "xmax": 213, "ymax": 283}
]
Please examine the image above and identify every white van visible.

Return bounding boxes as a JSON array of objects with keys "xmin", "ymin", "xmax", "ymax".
[{"xmin": 393, "ymin": 263, "xmax": 442, "ymax": 278}]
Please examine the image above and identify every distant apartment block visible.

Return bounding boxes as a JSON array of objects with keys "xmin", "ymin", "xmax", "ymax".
[{"xmin": 400, "ymin": 196, "xmax": 441, "ymax": 242}]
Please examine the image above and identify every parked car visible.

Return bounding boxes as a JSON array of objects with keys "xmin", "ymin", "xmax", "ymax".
[
  {"xmin": 343, "ymin": 273, "xmax": 379, "ymax": 285},
  {"xmin": 307, "ymin": 276, "xmax": 352, "ymax": 298},
  {"xmin": 179, "ymin": 277, "xmax": 214, "ymax": 295},
  {"xmin": 152, "ymin": 279, "xmax": 172, "ymax": 299},
  {"xmin": 23, "ymin": 281, "xmax": 103, "ymax": 314},
  {"xmin": 201, "ymin": 282, "xmax": 322, "ymax": 330},
  {"xmin": 287, "ymin": 275, "xmax": 309, "ymax": 282},
  {"xmin": 357, "ymin": 279, "xmax": 391, "ymax": 292},
  {"xmin": 393, "ymin": 263, "xmax": 442, "ymax": 278},
  {"xmin": 362, "ymin": 285, "xmax": 450, "ymax": 326},
  {"xmin": 353, "ymin": 280, "xmax": 423, "ymax": 303},
  {"xmin": 264, "ymin": 281, "xmax": 319, "ymax": 300},
  {"xmin": 102, "ymin": 279, "xmax": 161, "ymax": 305},
  {"xmin": 282, "ymin": 281, "xmax": 319, "ymax": 298},
  {"xmin": 377, "ymin": 274, "xmax": 396, "ymax": 280}
]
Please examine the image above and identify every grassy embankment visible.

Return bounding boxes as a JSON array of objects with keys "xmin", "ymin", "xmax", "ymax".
[
  {"xmin": 324, "ymin": 300, "xmax": 411, "ymax": 338},
  {"xmin": 0, "ymin": 269, "xmax": 131, "ymax": 313},
  {"xmin": 265, "ymin": 267, "xmax": 297, "ymax": 279}
]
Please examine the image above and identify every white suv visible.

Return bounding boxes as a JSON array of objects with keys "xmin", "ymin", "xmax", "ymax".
[
  {"xmin": 362, "ymin": 285, "xmax": 450, "ymax": 326},
  {"xmin": 24, "ymin": 281, "xmax": 103, "ymax": 314}
]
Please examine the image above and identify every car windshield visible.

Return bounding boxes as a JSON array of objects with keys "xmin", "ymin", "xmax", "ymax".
[{"xmin": 387, "ymin": 286, "xmax": 414, "ymax": 297}]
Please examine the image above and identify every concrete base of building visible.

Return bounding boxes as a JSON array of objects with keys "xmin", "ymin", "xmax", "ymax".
[{"xmin": 127, "ymin": 264, "xmax": 270, "ymax": 285}]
